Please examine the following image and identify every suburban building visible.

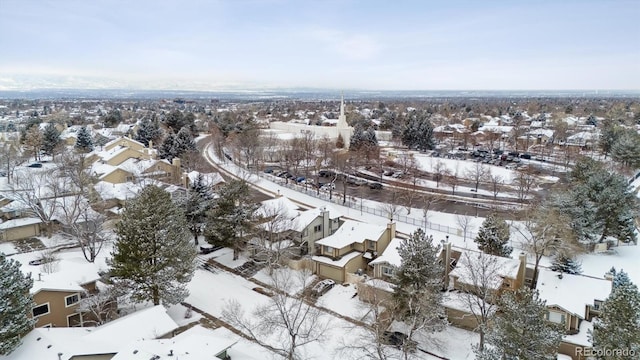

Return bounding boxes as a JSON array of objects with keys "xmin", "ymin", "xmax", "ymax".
[
  {"xmin": 0, "ymin": 217, "xmax": 42, "ymax": 242},
  {"xmin": 536, "ymin": 269, "xmax": 613, "ymax": 360},
  {"xmin": 312, "ymin": 219, "xmax": 396, "ymax": 283}
]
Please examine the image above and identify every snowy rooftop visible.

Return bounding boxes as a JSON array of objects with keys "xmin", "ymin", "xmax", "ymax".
[
  {"xmin": 369, "ymin": 237, "xmax": 403, "ymax": 267},
  {"xmin": 312, "ymin": 250, "xmax": 362, "ymax": 267},
  {"xmin": 536, "ymin": 269, "xmax": 611, "ymax": 317},
  {"xmin": 315, "ymin": 219, "xmax": 387, "ymax": 249},
  {"xmin": 449, "ymin": 249, "xmax": 522, "ymax": 290},
  {"xmin": 442, "ymin": 289, "xmax": 495, "ymax": 316},
  {"xmin": 256, "ymin": 196, "xmax": 300, "ymax": 219},
  {"xmin": 0, "ymin": 327, "xmax": 112, "ymax": 360},
  {"xmin": 562, "ymin": 319, "xmax": 593, "ymax": 347},
  {"xmin": 186, "ymin": 170, "xmax": 225, "ymax": 187},
  {"xmin": 94, "ymin": 181, "xmax": 145, "ymax": 201},
  {"xmin": 84, "ymin": 305, "xmax": 179, "ymax": 344},
  {"xmin": 294, "ymin": 204, "xmax": 343, "ymax": 230},
  {"xmin": 110, "ymin": 325, "xmax": 237, "ymax": 360},
  {"xmin": 0, "ymin": 217, "xmax": 42, "ymax": 229}
]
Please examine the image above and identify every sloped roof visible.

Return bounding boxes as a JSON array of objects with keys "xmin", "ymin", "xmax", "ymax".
[
  {"xmin": 316, "ymin": 219, "xmax": 387, "ymax": 249},
  {"xmin": 536, "ymin": 269, "xmax": 611, "ymax": 317},
  {"xmin": 370, "ymin": 237, "xmax": 403, "ymax": 267}
]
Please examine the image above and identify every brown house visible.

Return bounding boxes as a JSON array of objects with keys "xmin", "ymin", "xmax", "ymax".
[
  {"xmin": 536, "ymin": 269, "xmax": 612, "ymax": 360},
  {"xmin": 29, "ymin": 264, "xmax": 102, "ymax": 328},
  {"xmin": 312, "ymin": 220, "xmax": 396, "ymax": 283}
]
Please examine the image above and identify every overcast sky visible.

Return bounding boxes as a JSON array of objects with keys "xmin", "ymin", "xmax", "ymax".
[{"xmin": 0, "ymin": 0, "xmax": 638, "ymax": 90}]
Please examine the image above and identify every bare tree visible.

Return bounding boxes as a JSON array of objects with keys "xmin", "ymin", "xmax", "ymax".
[
  {"xmin": 336, "ymin": 293, "xmax": 400, "ymax": 360},
  {"xmin": 421, "ymin": 192, "xmax": 442, "ymax": 230},
  {"xmin": 77, "ymin": 285, "xmax": 119, "ymax": 326},
  {"xmin": 398, "ymin": 153, "xmax": 422, "ymax": 215},
  {"xmin": 379, "ymin": 188, "xmax": 402, "ymax": 221},
  {"xmin": 445, "ymin": 165, "xmax": 460, "ymax": 196},
  {"xmin": 510, "ymin": 205, "xmax": 578, "ymax": 288},
  {"xmin": 512, "ymin": 171, "xmax": 536, "ymax": 203},
  {"xmin": 465, "ymin": 162, "xmax": 488, "ymax": 194},
  {"xmin": 455, "ymin": 214, "xmax": 474, "ymax": 244},
  {"xmin": 222, "ymin": 270, "xmax": 330, "ymax": 360},
  {"xmin": 251, "ymin": 202, "xmax": 301, "ymax": 274},
  {"xmin": 40, "ymin": 250, "xmax": 60, "ymax": 274},
  {"xmin": 0, "ymin": 141, "xmax": 24, "ymax": 184},
  {"xmin": 453, "ymin": 251, "xmax": 502, "ymax": 351},
  {"xmin": 432, "ymin": 159, "xmax": 447, "ymax": 188},
  {"xmin": 488, "ymin": 172, "xmax": 504, "ymax": 201},
  {"xmin": 7, "ymin": 170, "xmax": 63, "ymax": 236},
  {"xmin": 23, "ymin": 126, "xmax": 43, "ymax": 162}
]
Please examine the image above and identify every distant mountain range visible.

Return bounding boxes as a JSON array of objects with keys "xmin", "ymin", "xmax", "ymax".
[{"xmin": 0, "ymin": 88, "xmax": 638, "ymax": 100}]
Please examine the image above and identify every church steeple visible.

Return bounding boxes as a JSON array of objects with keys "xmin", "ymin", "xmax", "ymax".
[{"xmin": 337, "ymin": 93, "xmax": 348, "ymax": 129}]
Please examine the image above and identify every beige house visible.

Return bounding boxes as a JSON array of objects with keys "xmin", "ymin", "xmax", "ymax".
[
  {"xmin": 0, "ymin": 217, "xmax": 42, "ymax": 242},
  {"xmin": 312, "ymin": 220, "xmax": 396, "ymax": 283},
  {"xmin": 536, "ymin": 269, "xmax": 612, "ymax": 360},
  {"xmin": 30, "ymin": 266, "xmax": 102, "ymax": 328}
]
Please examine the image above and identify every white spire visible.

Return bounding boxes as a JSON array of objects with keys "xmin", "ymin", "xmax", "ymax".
[{"xmin": 340, "ymin": 92, "xmax": 345, "ymax": 117}]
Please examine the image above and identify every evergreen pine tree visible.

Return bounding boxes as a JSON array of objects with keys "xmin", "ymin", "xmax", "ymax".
[
  {"xmin": 476, "ymin": 288, "xmax": 563, "ymax": 360},
  {"xmin": 74, "ymin": 126, "xmax": 94, "ymax": 152},
  {"xmin": 134, "ymin": 117, "xmax": 163, "ymax": 147},
  {"xmin": 550, "ymin": 252, "xmax": 582, "ymax": 274},
  {"xmin": 175, "ymin": 126, "xmax": 197, "ymax": 156},
  {"xmin": 165, "ymin": 110, "xmax": 185, "ymax": 133},
  {"xmin": 589, "ymin": 275, "xmax": 640, "ymax": 358},
  {"xmin": 401, "ymin": 111, "xmax": 434, "ymax": 151},
  {"xmin": 391, "ymin": 229, "xmax": 447, "ymax": 352},
  {"xmin": 205, "ymin": 180, "xmax": 257, "ymax": 260},
  {"xmin": 110, "ymin": 185, "xmax": 197, "ymax": 305},
  {"xmin": 41, "ymin": 123, "xmax": 61, "ymax": 156},
  {"xmin": 474, "ymin": 213, "xmax": 513, "ymax": 257},
  {"xmin": 0, "ymin": 254, "xmax": 35, "ymax": 355},
  {"xmin": 176, "ymin": 173, "xmax": 213, "ymax": 245},
  {"xmin": 159, "ymin": 132, "xmax": 178, "ymax": 161}
]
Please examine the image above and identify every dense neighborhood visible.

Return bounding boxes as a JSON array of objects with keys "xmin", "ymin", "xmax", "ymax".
[{"xmin": 0, "ymin": 94, "xmax": 639, "ymax": 360}]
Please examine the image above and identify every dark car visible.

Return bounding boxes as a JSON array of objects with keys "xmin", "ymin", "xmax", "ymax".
[
  {"xmin": 263, "ymin": 167, "xmax": 275, "ymax": 174},
  {"xmin": 27, "ymin": 163, "xmax": 43, "ymax": 168},
  {"xmin": 382, "ymin": 331, "xmax": 417, "ymax": 351},
  {"xmin": 29, "ymin": 258, "xmax": 52, "ymax": 266},
  {"xmin": 520, "ymin": 153, "xmax": 532, "ymax": 160},
  {"xmin": 295, "ymin": 176, "xmax": 306, "ymax": 183},
  {"xmin": 318, "ymin": 170, "xmax": 335, "ymax": 177},
  {"xmin": 369, "ymin": 182, "xmax": 383, "ymax": 190}
]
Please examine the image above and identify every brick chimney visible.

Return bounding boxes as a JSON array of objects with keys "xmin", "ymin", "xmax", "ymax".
[{"xmin": 171, "ymin": 158, "xmax": 181, "ymax": 182}]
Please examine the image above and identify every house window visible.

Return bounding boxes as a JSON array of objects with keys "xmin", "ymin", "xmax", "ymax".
[
  {"xmin": 32, "ymin": 303, "xmax": 50, "ymax": 317},
  {"xmin": 65, "ymin": 294, "xmax": 80, "ymax": 307},
  {"xmin": 67, "ymin": 313, "xmax": 82, "ymax": 327},
  {"xmin": 547, "ymin": 311, "xmax": 566, "ymax": 325},
  {"xmin": 323, "ymin": 246, "xmax": 333, "ymax": 255},
  {"xmin": 381, "ymin": 266, "xmax": 395, "ymax": 277},
  {"xmin": 314, "ymin": 225, "xmax": 322, "ymax": 233},
  {"xmin": 367, "ymin": 240, "xmax": 376, "ymax": 250},
  {"xmin": 593, "ymin": 300, "xmax": 602, "ymax": 311}
]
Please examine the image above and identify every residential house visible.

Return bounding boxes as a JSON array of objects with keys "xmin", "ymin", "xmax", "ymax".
[
  {"xmin": 312, "ymin": 220, "xmax": 396, "ymax": 283},
  {"xmin": 3, "ymin": 305, "xmax": 179, "ymax": 360},
  {"xmin": 442, "ymin": 245, "xmax": 527, "ymax": 329},
  {"xmin": 358, "ymin": 237, "xmax": 403, "ymax": 304},
  {"xmin": 536, "ymin": 269, "xmax": 612, "ymax": 360},
  {"xmin": 255, "ymin": 197, "xmax": 344, "ymax": 255},
  {"xmin": 183, "ymin": 170, "xmax": 226, "ymax": 191},
  {"xmin": 30, "ymin": 268, "xmax": 102, "ymax": 328}
]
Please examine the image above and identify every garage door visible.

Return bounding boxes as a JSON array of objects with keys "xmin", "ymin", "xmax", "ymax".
[{"xmin": 318, "ymin": 264, "xmax": 343, "ymax": 283}]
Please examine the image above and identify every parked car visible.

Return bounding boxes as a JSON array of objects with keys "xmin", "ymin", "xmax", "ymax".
[
  {"xmin": 295, "ymin": 176, "xmax": 306, "ymax": 183},
  {"xmin": 29, "ymin": 257, "xmax": 52, "ymax": 266},
  {"xmin": 321, "ymin": 182, "xmax": 336, "ymax": 191},
  {"xmin": 276, "ymin": 171, "xmax": 288, "ymax": 177},
  {"xmin": 263, "ymin": 167, "xmax": 275, "ymax": 174},
  {"xmin": 505, "ymin": 163, "xmax": 518, "ymax": 170},
  {"xmin": 369, "ymin": 182, "xmax": 383, "ymax": 190},
  {"xmin": 311, "ymin": 279, "xmax": 335, "ymax": 297},
  {"xmin": 520, "ymin": 153, "xmax": 532, "ymax": 160},
  {"xmin": 382, "ymin": 331, "xmax": 417, "ymax": 351},
  {"xmin": 383, "ymin": 169, "xmax": 394, "ymax": 176},
  {"xmin": 354, "ymin": 178, "xmax": 368, "ymax": 186},
  {"xmin": 392, "ymin": 171, "xmax": 404, "ymax": 178},
  {"xmin": 318, "ymin": 170, "xmax": 335, "ymax": 177},
  {"xmin": 27, "ymin": 163, "xmax": 43, "ymax": 168}
]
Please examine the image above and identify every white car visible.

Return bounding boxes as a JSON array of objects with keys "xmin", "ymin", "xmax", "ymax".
[
  {"xmin": 311, "ymin": 279, "xmax": 336, "ymax": 297},
  {"xmin": 321, "ymin": 182, "xmax": 336, "ymax": 190}
]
